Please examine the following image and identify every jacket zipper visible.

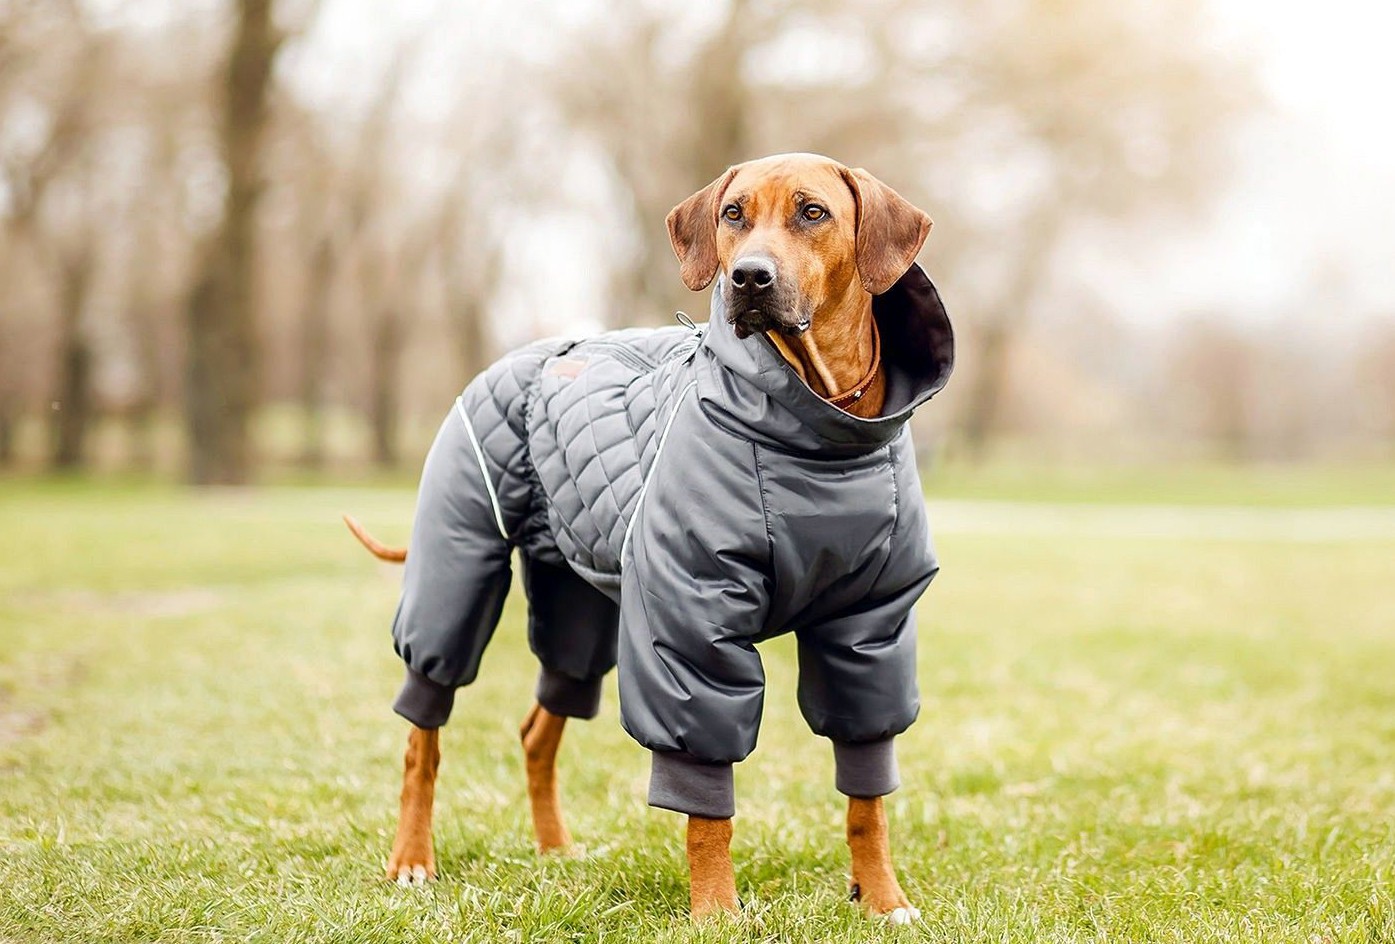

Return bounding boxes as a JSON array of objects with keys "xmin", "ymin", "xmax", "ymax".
[{"xmin": 583, "ymin": 339, "xmax": 659, "ymax": 374}]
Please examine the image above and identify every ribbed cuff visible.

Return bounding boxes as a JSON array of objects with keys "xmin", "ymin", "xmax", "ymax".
[
  {"xmin": 392, "ymin": 667, "xmax": 456, "ymax": 729},
  {"xmin": 833, "ymin": 737, "xmax": 899, "ymax": 798},
  {"xmin": 535, "ymin": 667, "xmax": 603, "ymax": 719},
  {"xmin": 648, "ymin": 751, "xmax": 735, "ymax": 819}
]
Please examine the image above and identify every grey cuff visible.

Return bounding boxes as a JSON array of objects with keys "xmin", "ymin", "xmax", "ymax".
[
  {"xmin": 833, "ymin": 737, "xmax": 899, "ymax": 798},
  {"xmin": 535, "ymin": 667, "xmax": 603, "ymax": 719},
  {"xmin": 648, "ymin": 751, "xmax": 735, "ymax": 819},
  {"xmin": 392, "ymin": 667, "xmax": 456, "ymax": 729}
]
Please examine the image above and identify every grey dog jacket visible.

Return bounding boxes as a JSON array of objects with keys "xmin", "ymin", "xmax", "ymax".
[{"xmin": 390, "ymin": 263, "xmax": 954, "ymax": 818}]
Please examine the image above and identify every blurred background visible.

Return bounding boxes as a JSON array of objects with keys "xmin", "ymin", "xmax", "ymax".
[{"xmin": 1, "ymin": 0, "xmax": 1392, "ymax": 484}]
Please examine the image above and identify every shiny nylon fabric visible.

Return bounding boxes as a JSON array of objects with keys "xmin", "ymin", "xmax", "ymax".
[{"xmin": 392, "ymin": 263, "xmax": 953, "ymax": 765}]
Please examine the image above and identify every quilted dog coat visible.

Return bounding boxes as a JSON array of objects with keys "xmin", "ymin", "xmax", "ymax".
[{"xmin": 390, "ymin": 263, "xmax": 953, "ymax": 817}]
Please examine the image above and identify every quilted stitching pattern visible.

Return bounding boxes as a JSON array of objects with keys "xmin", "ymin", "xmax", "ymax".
[
  {"xmin": 457, "ymin": 337, "xmax": 573, "ymax": 560},
  {"xmin": 456, "ymin": 326, "xmax": 700, "ymax": 578},
  {"xmin": 528, "ymin": 328, "xmax": 699, "ymax": 584}
]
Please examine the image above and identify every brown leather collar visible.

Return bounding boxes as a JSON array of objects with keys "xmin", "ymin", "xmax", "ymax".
[{"xmin": 827, "ymin": 320, "xmax": 881, "ymax": 410}]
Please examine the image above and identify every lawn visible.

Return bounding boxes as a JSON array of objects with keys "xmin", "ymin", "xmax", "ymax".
[{"xmin": 0, "ymin": 477, "xmax": 1392, "ymax": 942}]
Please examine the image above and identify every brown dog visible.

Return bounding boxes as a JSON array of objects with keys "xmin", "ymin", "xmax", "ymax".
[{"xmin": 351, "ymin": 153, "xmax": 932, "ymax": 922}]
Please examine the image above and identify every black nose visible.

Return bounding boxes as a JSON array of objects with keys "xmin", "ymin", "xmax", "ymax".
[{"xmin": 730, "ymin": 257, "xmax": 776, "ymax": 293}]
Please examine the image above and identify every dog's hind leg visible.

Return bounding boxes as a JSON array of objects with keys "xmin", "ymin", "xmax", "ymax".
[
  {"xmin": 387, "ymin": 724, "xmax": 440, "ymax": 885},
  {"xmin": 519, "ymin": 701, "xmax": 572, "ymax": 852},
  {"xmin": 516, "ymin": 555, "xmax": 619, "ymax": 853}
]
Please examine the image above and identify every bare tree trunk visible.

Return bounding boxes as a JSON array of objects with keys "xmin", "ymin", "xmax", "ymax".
[
  {"xmin": 448, "ymin": 290, "xmax": 492, "ymax": 383},
  {"xmin": 125, "ymin": 295, "xmax": 163, "ymax": 472},
  {"xmin": 957, "ymin": 214, "xmax": 1061, "ymax": 463},
  {"xmin": 958, "ymin": 320, "xmax": 1011, "ymax": 463},
  {"xmin": 50, "ymin": 249, "xmax": 95, "ymax": 470},
  {"xmin": 368, "ymin": 305, "xmax": 404, "ymax": 468},
  {"xmin": 185, "ymin": 0, "xmax": 279, "ymax": 484},
  {"xmin": 0, "ymin": 295, "xmax": 19, "ymax": 467},
  {"xmin": 598, "ymin": 2, "xmax": 750, "ymax": 329},
  {"xmin": 298, "ymin": 234, "xmax": 334, "ymax": 467},
  {"xmin": 0, "ymin": 393, "xmax": 16, "ymax": 466}
]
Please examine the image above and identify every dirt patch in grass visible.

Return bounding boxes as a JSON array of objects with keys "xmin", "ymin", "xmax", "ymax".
[
  {"xmin": 0, "ymin": 655, "xmax": 83, "ymax": 748},
  {"xmin": 15, "ymin": 587, "xmax": 226, "ymax": 619},
  {"xmin": 0, "ymin": 705, "xmax": 47, "ymax": 745}
]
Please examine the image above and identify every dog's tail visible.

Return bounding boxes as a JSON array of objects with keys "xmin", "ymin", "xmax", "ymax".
[{"xmin": 343, "ymin": 514, "xmax": 407, "ymax": 563}]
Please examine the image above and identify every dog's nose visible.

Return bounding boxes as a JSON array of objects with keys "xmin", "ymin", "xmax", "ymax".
[{"xmin": 730, "ymin": 257, "xmax": 776, "ymax": 293}]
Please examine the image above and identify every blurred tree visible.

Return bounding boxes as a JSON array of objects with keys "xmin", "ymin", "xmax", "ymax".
[
  {"xmin": 337, "ymin": 47, "xmax": 421, "ymax": 469},
  {"xmin": 268, "ymin": 104, "xmax": 343, "ymax": 469},
  {"xmin": 433, "ymin": 98, "xmax": 511, "ymax": 383},
  {"xmin": 185, "ymin": 0, "xmax": 284, "ymax": 484},
  {"xmin": 47, "ymin": 164, "xmax": 99, "ymax": 471},
  {"xmin": 118, "ymin": 58, "xmax": 208, "ymax": 472},
  {"xmin": 0, "ymin": 0, "xmax": 98, "ymax": 466},
  {"xmin": 4, "ymin": 0, "xmax": 1366, "ymax": 474},
  {"xmin": 1355, "ymin": 320, "xmax": 1395, "ymax": 450},
  {"xmin": 546, "ymin": 0, "xmax": 761, "ymax": 327},
  {"xmin": 944, "ymin": 0, "xmax": 1257, "ymax": 459},
  {"xmin": 549, "ymin": 0, "xmax": 1255, "ymax": 459},
  {"xmin": 1164, "ymin": 316, "xmax": 1258, "ymax": 459}
]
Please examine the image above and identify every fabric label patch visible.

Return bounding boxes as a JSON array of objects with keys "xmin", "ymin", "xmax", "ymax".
[{"xmin": 547, "ymin": 357, "xmax": 589, "ymax": 379}]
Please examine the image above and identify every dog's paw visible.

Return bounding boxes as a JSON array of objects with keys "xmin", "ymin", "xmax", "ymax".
[
  {"xmin": 386, "ymin": 827, "xmax": 435, "ymax": 886},
  {"xmin": 386, "ymin": 841, "xmax": 435, "ymax": 887},
  {"xmin": 886, "ymin": 905, "xmax": 921, "ymax": 925},
  {"xmin": 690, "ymin": 895, "xmax": 742, "ymax": 922},
  {"xmin": 390, "ymin": 863, "xmax": 433, "ymax": 887},
  {"xmin": 850, "ymin": 881, "xmax": 919, "ymax": 924},
  {"xmin": 539, "ymin": 840, "xmax": 586, "ymax": 859}
]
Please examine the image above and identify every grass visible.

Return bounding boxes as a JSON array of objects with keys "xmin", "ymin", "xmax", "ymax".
[
  {"xmin": 920, "ymin": 457, "xmax": 1395, "ymax": 507},
  {"xmin": 0, "ymin": 476, "xmax": 1392, "ymax": 942}
]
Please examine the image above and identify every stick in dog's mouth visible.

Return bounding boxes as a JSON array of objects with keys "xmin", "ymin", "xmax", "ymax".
[{"xmin": 343, "ymin": 514, "xmax": 407, "ymax": 563}]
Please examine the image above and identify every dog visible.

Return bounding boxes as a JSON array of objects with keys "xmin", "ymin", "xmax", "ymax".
[{"xmin": 346, "ymin": 153, "xmax": 954, "ymax": 922}]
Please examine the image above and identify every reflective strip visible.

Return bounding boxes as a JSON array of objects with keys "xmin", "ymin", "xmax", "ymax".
[
  {"xmin": 455, "ymin": 396, "xmax": 508, "ymax": 541},
  {"xmin": 621, "ymin": 381, "xmax": 698, "ymax": 568}
]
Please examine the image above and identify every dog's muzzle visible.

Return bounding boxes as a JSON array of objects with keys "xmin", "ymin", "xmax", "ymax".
[{"xmin": 724, "ymin": 256, "xmax": 810, "ymax": 339}]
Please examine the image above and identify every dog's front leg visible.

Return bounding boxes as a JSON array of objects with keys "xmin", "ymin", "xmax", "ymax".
[
  {"xmin": 846, "ymin": 796, "xmax": 919, "ymax": 923},
  {"xmin": 386, "ymin": 724, "xmax": 440, "ymax": 885},
  {"xmin": 687, "ymin": 815, "xmax": 739, "ymax": 918}
]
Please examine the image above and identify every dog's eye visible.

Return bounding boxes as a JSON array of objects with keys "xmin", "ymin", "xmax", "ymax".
[
  {"xmin": 802, "ymin": 205, "xmax": 827, "ymax": 222},
  {"xmin": 722, "ymin": 204, "xmax": 742, "ymax": 222}
]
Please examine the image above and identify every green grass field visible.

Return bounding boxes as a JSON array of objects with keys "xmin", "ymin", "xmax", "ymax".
[{"xmin": 1, "ymin": 475, "xmax": 1392, "ymax": 942}]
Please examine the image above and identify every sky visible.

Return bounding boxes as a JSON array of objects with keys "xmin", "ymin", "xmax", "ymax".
[
  {"xmin": 1119, "ymin": 0, "xmax": 1395, "ymax": 325},
  {"xmin": 290, "ymin": 0, "xmax": 1395, "ymax": 335}
]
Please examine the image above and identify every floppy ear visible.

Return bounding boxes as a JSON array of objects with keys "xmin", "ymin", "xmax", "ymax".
[
  {"xmin": 666, "ymin": 166, "xmax": 738, "ymax": 291},
  {"xmin": 840, "ymin": 167, "xmax": 932, "ymax": 295}
]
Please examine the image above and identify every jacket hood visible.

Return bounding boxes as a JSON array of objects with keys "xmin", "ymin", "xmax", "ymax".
[{"xmin": 693, "ymin": 262, "xmax": 954, "ymax": 456}]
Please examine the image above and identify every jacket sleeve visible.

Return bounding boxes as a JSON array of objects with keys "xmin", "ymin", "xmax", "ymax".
[
  {"xmin": 796, "ymin": 512, "xmax": 938, "ymax": 746},
  {"xmin": 616, "ymin": 424, "xmax": 773, "ymax": 766}
]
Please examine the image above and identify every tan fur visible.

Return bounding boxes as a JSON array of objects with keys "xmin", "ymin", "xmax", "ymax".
[
  {"xmin": 672, "ymin": 153, "xmax": 930, "ymax": 419},
  {"xmin": 846, "ymin": 796, "xmax": 913, "ymax": 916},
  {"xmin": 687, "ymin": 816, "xmax": 740, "ymax": 918},
  {"xmin": 519, "ymin": 703, "xmax": 572, "ymax": 852},
  {"xmin": 344, "ymin": 514, "xmax": 407, "ymax": 562},
  {"xmin": 385, "ymin": 725, "xmax": 438, "ymax": 882}
]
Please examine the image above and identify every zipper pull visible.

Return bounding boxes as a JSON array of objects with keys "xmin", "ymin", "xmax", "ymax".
[{"xmin": 675, "ymin": 311, "xmax": 699, "ymax": 333}]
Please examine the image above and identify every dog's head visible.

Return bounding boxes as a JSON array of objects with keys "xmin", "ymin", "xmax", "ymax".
[{"xmin": 666, "ymin": 153, "xmax": 931, "ymax": 339}]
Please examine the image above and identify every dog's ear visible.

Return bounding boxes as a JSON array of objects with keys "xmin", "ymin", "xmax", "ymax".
[
  {"xmin": 666, "ymin": 166, "xmax": 738, "ymax": 291},
  {"xmin": 840, "ymin": 167, "xmax": 932, "ymax": 295}
]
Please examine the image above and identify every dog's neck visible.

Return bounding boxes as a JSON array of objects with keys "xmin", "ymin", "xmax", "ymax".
[{"xmin": 766, "ymin": 282, "xmax": 885, "ymax": 418}]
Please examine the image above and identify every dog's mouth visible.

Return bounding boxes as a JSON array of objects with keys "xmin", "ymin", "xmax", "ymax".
[{"xmin": 728, "ymin": 307, "xmax": 811, "ymax": 340}]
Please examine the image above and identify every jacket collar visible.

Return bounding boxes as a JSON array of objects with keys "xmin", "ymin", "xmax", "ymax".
[{"xmin": 694, "ymin": 262, "xmax": 954, "ymax": 456}]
